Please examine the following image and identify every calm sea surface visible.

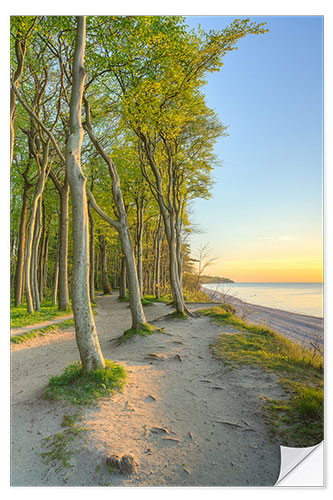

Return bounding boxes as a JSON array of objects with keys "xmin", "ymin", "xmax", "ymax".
[{"xmin": 203, "ymin": 282, "xmax": 323, "ymax": 318}]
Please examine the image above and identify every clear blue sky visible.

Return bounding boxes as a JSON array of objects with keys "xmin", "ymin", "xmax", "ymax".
[{"xmin": 185, "ymin": 16, "xmax": 323, "ymax": 282}]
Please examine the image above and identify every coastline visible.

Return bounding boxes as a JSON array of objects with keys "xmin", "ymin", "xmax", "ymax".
[{"xmin": 200, "ymin": 286, "xmax": 324, "ymax": 347}]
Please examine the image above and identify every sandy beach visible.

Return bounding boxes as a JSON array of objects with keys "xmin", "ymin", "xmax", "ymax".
[{"xmin": 201, "ymin": 286, "xmax": 324, "ymax": 347}]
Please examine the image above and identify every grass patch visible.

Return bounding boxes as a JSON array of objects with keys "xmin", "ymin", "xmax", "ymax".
[
  {"xmin": 11, "ymin": 300, "xmax": 72, "ymax": 328},
  {"xmin": 10, "ymin": 319, "xmax": 75, "ymax": 344},
  {"xmin": 41, "ymin": 412, "xmax": 87, "ymax": 471},
  {"xmin": 44, "ymin": 359, "xmax": 126, "ymax": 406},
  {"xmin": 201, "ymin": 305, "xmax": 324, "ymax": 447},
  {"xmin": 117, "ymin": 294, "xmax": 170, "ymax": 305},
  {"xmin": 121, "ymin": 323, "xmax": 164, "ymax": 342},
  {"xmin": 166, "ymin": 310, "xmax": 189, "ymax": 320}
]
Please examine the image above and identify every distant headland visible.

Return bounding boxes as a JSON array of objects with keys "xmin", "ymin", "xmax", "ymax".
[{"xmin": 199, "ymin": 275, "xmax": 234, "ymax": 284}]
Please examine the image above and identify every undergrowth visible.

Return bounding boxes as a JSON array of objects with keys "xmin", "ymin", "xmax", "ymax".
[{"xmin": 200, "ymin": 305, "xmax": 324, "ymax": 447}]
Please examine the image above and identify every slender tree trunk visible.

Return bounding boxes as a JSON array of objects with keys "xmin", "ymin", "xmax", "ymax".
[
  {"xmin": 136, "ymin": 200, "xmax": 144, "ymax": 297},
  {"xmin": 155, "ymin": 223, "xmax": 162, "ymax": 299},
  {"xmin": 14, "ymin": 179, "xmax": 30, "ymax": 306},
  {"xmin": 58, "ymin": 182, "xmax": 70, "ymax": 310},
  {"xmin": 121, "ymin": 225, "xmax": 147, "ymax": 328},
  {"xmin": 119, "ymin": 255, "xmax": 127, "ymax": 299},
  {"xmin": 31, "ymin": 199, "xmax": 42, "ymax": 311},
  {"xmin": 52, "ymin": 236, "xmax": 60, "ymax": 306},
  {"xmin": 43, "ymin": 228, "xmax": 50, "ymax": 296},
  {"xmin": 85, "ymin": 99, "xmax": 148, "ymax": 330},
  {"xmin": 100, "ymin": 235, "xmax": 112, "ymax": 294},
  {"xmin": 88, "ymin": 201, "xmax": 95, "ymax": 303},
  {"xmin": 25, "ymin": 175, "xmax": 45, "ymax": 313},
  {"xmin": 38, "ymin": 201, "xmax": 46, "ymax": 302},
  {"xmin": 66, "ymin": 15, "xmax": 104, "ymax": 372}
]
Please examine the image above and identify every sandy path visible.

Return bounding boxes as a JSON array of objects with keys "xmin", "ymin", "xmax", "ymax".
[
  {"xmin": 11, "ymin": 314, "xmax": 73, "ymax": 337},
  {"xmin": 11, "ymin": 295, "xmax": 285, "ymax": 486}
]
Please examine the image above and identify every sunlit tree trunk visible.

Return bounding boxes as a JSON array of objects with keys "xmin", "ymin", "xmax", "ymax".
[{"xmin": 66, "ymin": 16, "xmax": 105, "ymax": 372}]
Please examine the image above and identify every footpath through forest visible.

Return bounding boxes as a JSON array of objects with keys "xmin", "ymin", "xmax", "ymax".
[{"xmin": 11, "ymin": 295, "xmax": 286, "ymax": 486}]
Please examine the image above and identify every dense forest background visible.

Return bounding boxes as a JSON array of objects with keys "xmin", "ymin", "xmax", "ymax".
[{"xmin": 10, "ymin": 15, "xmax": 267, "ymax": 370}]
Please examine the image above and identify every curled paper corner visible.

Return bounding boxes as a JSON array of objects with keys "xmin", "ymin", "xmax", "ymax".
[{"xmin": 275, "ymin": 441, "xmax": 324, "ymax": 486}]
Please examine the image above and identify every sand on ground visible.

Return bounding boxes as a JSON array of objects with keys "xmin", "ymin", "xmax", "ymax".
[{"xmin": 11, "ymin": 294, "xmax": 321, "ymax": 487}]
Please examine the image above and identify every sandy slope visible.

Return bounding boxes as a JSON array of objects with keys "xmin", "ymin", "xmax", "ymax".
[
  {"xmin": 201, "ymin": 287, "xmax": 324, "ymax": 347},
  {"xmin": 11, "ymin": 295, "xmax": 291, "ymax": 486}
]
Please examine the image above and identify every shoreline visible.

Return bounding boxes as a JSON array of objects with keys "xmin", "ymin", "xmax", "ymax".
[{"xmin": 200, "ymin": 286, "xmax": 324, "ymax": 347}]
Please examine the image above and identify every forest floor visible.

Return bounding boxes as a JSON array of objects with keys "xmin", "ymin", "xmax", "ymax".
[{"xmin": 10, "ymin": 294, "xmax": 288, "ymax": 486}]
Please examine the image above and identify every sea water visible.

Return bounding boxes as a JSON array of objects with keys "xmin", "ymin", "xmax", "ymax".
[{"xmin": 203, "ymin": 282, "xmax": 323, "ymax": 318}]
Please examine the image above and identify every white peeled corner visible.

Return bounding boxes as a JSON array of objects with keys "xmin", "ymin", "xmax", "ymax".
[{"xmin": 275, "ymin": 441, "xmax": 324, "ymax": 486}]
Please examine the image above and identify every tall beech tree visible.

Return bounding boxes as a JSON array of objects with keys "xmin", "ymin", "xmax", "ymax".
[{"xmin": 66, "ymin": 16, "xmax": 105, "ymax": 371}]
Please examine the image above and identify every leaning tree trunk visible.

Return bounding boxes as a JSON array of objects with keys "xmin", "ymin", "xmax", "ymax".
[
  {"xmin": 14, "ymin": 178, "xmax": 30, "ymax": 306},
  {"xmin": 66, "ymin": 15, "xmax": 104, "ymax": 372}
]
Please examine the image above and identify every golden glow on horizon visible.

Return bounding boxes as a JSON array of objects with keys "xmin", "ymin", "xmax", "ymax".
[{"xmin": 209, "ymin": 256, "xmax": 323, "ymax": 283}]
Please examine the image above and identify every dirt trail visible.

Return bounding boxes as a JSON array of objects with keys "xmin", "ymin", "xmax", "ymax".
[
  {"xmin": 11, "ymin": 295, "xmax": 284, "ymax": 486},
  {"xmin": 11, "ymin": 314, "xmax": 73, "ymax": 337}
]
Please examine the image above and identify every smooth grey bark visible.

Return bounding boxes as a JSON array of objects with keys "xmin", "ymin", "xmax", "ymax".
[
  {"xmin": 119, "ymin": 256, "xmax": 127, "ymax": 299},
  {"xmin": 49, "ymin": 171, "xmax": 70, "ymax": 311},
  {"xmin": 58, "ymin": 182, "xmax": 70, "ymax": 310},
  {"xmin": 66, "ymin": 16, "xmax": 105, "ymax": 372},
  {"xmin": 14, "ymin": 175, "xmax": 31, "ymax": 307},
  {"xmin": 84, "ymin": 99, "xmax": 148, "ymax": 330},
  {"xmin": 100, "ymin": 235, "xmax": 112, "ymax": 295},
  {"xmin": 88, "ymin": 191, "xmax": 147, "ymax": 330},
  {"xmin": 43, "ymin": 228, "xmax": 50, "ymax": 295},
  {"xmin": 38, "ymin": 202, "xmax": 46, "ymax": 301},
  {"xmin": 155, "ymin": 220, "xmax": 162, "ymax": 299},
  {"xmin": 31, "ymin": 198, "xmax": 42, "ymax": 311},
  {"xmin": 138, "ymin": 136, "xmax": 186, "ymax": 314},
  {"xmin": 52, "ymin": 236, "xmax": 60, "ymax": 306},
  {"xmin": 88, "ymin": 201, "xmax": 95, "ymax": 303},
  {"xmin": 136, "ymin": 198, "xmax": 144, "ymax": 297},
  {"xmin": 24, "ymin": 156, "xmax": 48, "ymax": 313}
]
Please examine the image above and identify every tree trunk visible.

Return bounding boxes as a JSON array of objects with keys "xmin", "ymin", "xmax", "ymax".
[
  {"xmin": 119, "ymin": 255, "xmax": 127, "ymax": 299},
  {"xmin": 100, "ymin": 235, "xmax": 112, "ymax": 294},
  {"xmin": 14, "ymin": 179, "xmax": 30, "ymax": 307},
  {"xmin": 58, "ymin": 182, "xmax": 70, "ymax": 310},
  {"xmin": 24, "ymin": 174, "xmax": 45, "ymax": 313},
  {"xmin": 88, "ymin": 201, "xmax": 95, "ymax": 303},
  {"xmin": 155, "ymin": 222, "xmax": 162, "ymax": 299},
  {"xmin": 31, "ymin": 198, "xmax": 42, "ymax": 311},
  {"xmin": 38, "ymin": 201, "xmax": 46, "ymax": 302},
  {"xmin": 52, "ymin": 236, "xmax": 60, "ymax": 306},
  {"xmin": 136, "ymin": 199, "xmax": 144, "ymax": 297},
  {"xmin": 121, "ymin": 224, "xmax": 147, "ymax": 328},
  {"xmin": 66, "ymin": 15, "xmax": 104, "ymax": 373},
  {"xmin": 43, "ymin": 228, "xmax": 50, "ymax": 296}
]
